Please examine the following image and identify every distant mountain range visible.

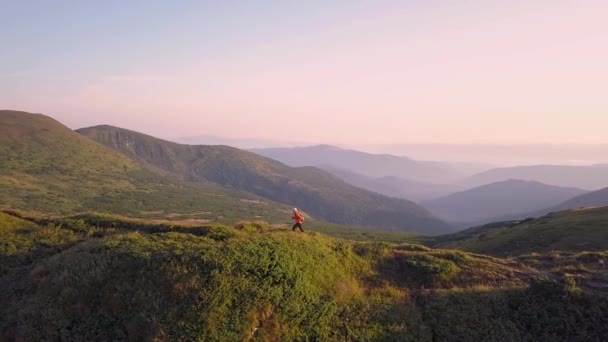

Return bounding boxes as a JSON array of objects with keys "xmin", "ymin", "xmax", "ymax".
[
  {"xmin": 421, "ymin": 180, "xmax": 587, "ymax": 225},
  {"xmin": 440, "ymin": 183, "xmax": 608, "ymax": 227},
  {"xmin": 542, "ymin": 186, "xmax": 608, "ymax": 213},
  {"xmin": 77, "ymin": 126, "xmax": 450, "ymax": 234},
  {"xmin": 318, "ymin": 165, "xmax": 462, "ymax": 202},
  {"xmin": 363, "ymin": 143, "xmax": 608, "ymax": 166},
  {"xmin": 462, "ymin": 165, "xmax": 608, "ymax": 190},
  {"xmin": 251, "ymin": 145, "xmax": 483, "ymax": 184},
  {"xmin": 175, "ymin": 134, "xmax": 306, "ymax": 149}
]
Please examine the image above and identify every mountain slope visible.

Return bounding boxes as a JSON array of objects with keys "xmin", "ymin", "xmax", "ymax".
[
  {"xmin": 477, "ymin": 186, "xmax": 608, "ymax": 225},
  {"xmin": 433, "ymin": 207, "xmax": 608, "ymax": 256},
  {"xmin": 78, "ymin": 126, "xmax": 450, "ymax": 234},
  {"xmin": 3, "ymin": 211, "xmax": 607, "ymax": 341},
  {"xmin": 0, "ymin": 110, "xmax": 290, "ymax": 223},
  {"xmin": 422, "ymin": 180, "xmax": 587, "ymax": 224},
  {"xmin": 320, "ymin": 165, "xmax": 461, "ymax": 202},
  {"xmin": 251, "ymin": 145, "xmax": 472, "ymax": 183},
  {"xmin": 463, "ymin": 165, "xmax": 608, "ymax": 190},
  {"xmin": 548, "ymin": 187, "xmax": 608, "ymax": 212}
]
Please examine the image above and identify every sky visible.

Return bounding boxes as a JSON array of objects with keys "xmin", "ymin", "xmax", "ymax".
[{"xmin": 2, "ymin": 0, "xmax": 608, "ymax": 147}]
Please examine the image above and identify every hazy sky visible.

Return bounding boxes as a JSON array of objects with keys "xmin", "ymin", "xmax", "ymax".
[{"xmin": 2, "ymin": 1, "xmax": 607, "ymax": 145}]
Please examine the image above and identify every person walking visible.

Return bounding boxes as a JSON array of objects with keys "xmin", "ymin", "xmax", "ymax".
[{"xmin": 292, "ymin": 208, "xmax": 305, "ymax": 232}]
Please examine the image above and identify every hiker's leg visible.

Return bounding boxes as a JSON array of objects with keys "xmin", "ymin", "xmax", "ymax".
[
  {"xmin": 292, "ymin": 223, "xmax": 298, "ymax": 231},
  {"xmin": 298, "ymin": 223, "xmax": 304, "ymax": 232}
]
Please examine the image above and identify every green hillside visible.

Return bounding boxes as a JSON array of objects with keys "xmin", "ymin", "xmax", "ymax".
[
  {"xmin": 78, "ymin": 125, "xmax": 450, "ymax": 234},
  {"xmin": 2, "ymin": 211, "xmax": 607, "ymax": 341},
  {"xmin": 434, "ymin": 207, "xmax": 608, "ymax": 257},
  {"xmin": 0, "ymin": 110, "xmax": 290, "ymax": 224}
]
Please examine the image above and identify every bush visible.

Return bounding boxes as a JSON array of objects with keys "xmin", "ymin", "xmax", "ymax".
[
  {"xmin": 377, "ymin": 252, "xmax": 460, "ymax": 286},
  {"xmin": 394, "ymin": 243, "xmax": 432, "ymax": 252}
]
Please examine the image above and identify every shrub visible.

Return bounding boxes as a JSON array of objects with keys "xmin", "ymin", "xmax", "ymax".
[{"xmin": 394, "ymin": 243, "xmax": 432, "ymax": 252}]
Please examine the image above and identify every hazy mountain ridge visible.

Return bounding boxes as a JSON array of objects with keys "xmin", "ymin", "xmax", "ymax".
[
  {"xmin": 475, "ymin": 186, "xmax": 608, "ymax": 225},
  {"xmin": 319, "ymin": 165, "xmax": 462, "ymax": 202},
  {"xmin": 421, "ymin": 179, "xmax": 587, "ymax": 225},
  {"xmin": 250, "ymin": 145, "xmax": 476, "ymax": 184},
  {"xmin": 547, "ymin": 187, "xmax": 608, "ymax": 212},
  {"xmin": 463, "ymin": 165, "xmax": 608, "ymax": 190},
  {"xmin": 78, "ymin": 125, "xmax": 450, "ymax": 234}
]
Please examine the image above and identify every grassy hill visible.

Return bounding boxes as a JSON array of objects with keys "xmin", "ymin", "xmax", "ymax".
[
  {"xmin": 421, "ymin": 179, "xmax": 586, "ymax": 225},
  {"xmin": 0, "ymin": 110, "xmax": 292, "ymax": 223},
  {"xmin": 78, "ymin": 125, "xmax": 450, "ymax": 234},
  {"xmin": 2, "ymin": 210, "xmax": 607, "ymax": 341},
  {"xmin": 434, "ymin": 207, "xmax": 608, "ymax": 257}
]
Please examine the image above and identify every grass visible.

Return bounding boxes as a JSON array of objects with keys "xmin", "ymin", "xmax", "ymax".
[
  {"xmin": 301, "ymin": 221, "xmax": 427, "ymax": 244},
  {"xmin": 433, "ymin": 207, "xmax": 608, "ymax": 257},
  {"xmin": 2, "ymin": 211, "xmax": 607, "ymax": 341},
  {"xmin": 518, "ymin": 250, "xmax": 608, "ymax": 293}
]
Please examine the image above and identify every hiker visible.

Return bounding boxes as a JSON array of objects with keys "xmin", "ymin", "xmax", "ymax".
[{"xmin": 292, "ymin": 208, "xmax": 305, "ymax": 232}]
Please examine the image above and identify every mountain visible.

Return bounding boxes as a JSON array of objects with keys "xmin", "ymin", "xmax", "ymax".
[
  {"xmin": 319, "ymin": 165, "xmax": 462, "ymax": 202},
  {"xmin": 475, "ymin": 186, "xmax": 608, "ymax": 225},
  {"xmin": 463, "ymin": 165, "xmax": 608, "ymax": 190},
  {"xmin": 547, "ymin": 187, "xmax": 608, "ymax": 212},
  {"xmin": 78, "ymin": 125, "xmax": 450, "ymax": 234},
  {"xmin": 0, "ymin": 110, "xmax": 291, "ymax": 223},
  {"xmin": 250, "ymin": 145, "xmax": 476, "ymax": 183},
  {"xmin": 175, "ymin": 134, "xmax": 305, "ymax": 149},
  {"xmin": 485, "ymin": 186, "xmax": 608, "ymax": 223},
  {"xmin": 433, "ymin": 206, "xmax": 608, "ymax": 256},
  {"xmin": 421, "ymin": 180, "xmax": 587, "ymax": 224},
  {"xmin": 369, "ymin": 143, "xmax": 608, "ymax": 166},
  {"xmin": 3, "ymin": 210, "xmax": 607, "ymax": 341}
]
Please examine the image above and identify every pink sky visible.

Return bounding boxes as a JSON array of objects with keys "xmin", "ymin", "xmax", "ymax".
[{"xmin": 3, "ymin": 1, "xmax": 608, "ymax": 145}]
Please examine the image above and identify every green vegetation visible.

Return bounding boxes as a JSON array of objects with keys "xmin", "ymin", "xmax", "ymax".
[
  {"xmin": 433, "ymin": 207, "xmax": 608, "ymax": 257},
  {"xmin": 77, "ymin": 124, "xmax": 450, "ymax": 234},
  {"xmin": 518, "ymin": 251, "xmax": 608, "ymax": 293},
  {"xmin": 0, "ymin": 110, "xmax": 294, "ymax": 223},
  {"xmin": 303, "ymin": 221, "xmax": 426, "ymax": 244},
  {"xmin": 2, "ymin": 211, "xmax": 607, "ymax": 341}
]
